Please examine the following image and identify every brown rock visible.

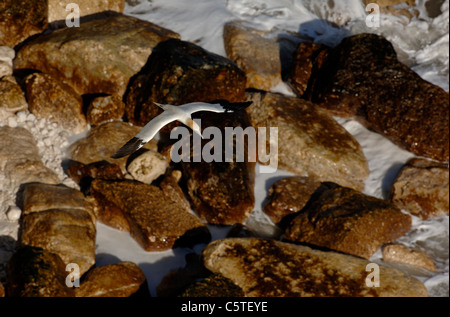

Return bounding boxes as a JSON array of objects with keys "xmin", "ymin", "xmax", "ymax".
[
  {"xmin": 0, "ymin": 75, "xmax": 28, "ymax": 121},
  {"xmin": 159, "ymin": 170, "xmax": 192, "ymax": 214},
  {"xmin": 25, "ymin": 72, "xmax": 88, "ymax": 134},
  {"xmin": 390, "ymin": 158, "xmax": 449, "ymax": 219},
  {"xmin": 67, "ymin": 160, "xmax": 125, "ymax": 186},
  {"xmin": 68, "ymin": 121, "xmax": 158, "ymax": 173},
  {"xmin": 90, "ymin": 179, "xmax": 211, "ymax": 251},
  {"xmin": 0, "ymin": 281, "xmax": 4, "ymax": 297},
  {"xmin": 264, "ymin": 176, "xmax": 321, "ymax": 224},
  {"xmin": 180, "ymin": 274, "xmax": 244, "ymax": 297},
  {"xmin": 202, "ymin": 238, "xmax": 427, "ymax": 297},
  {"xmin": 245, "ymin": 91, "xmax": 369, "ymax": 191},
  {"xmin": 288, "ymin": 42, "xmax": 329, "ymax": 97},
  {"xmin": 0, "ymin": 46, "xmax": 14, "ymax": 77},
  {"xmin": 20, "ymin": 183, "xmax": 96, "ymax": 275},
  {"xmin": 223, "ymin": 21, "xmax": 282, "ymax": 91},
  {"xmin": 303, "ymin": 33, "xmax": 449, "ymax": 162},
  {"xmin": 75, "ymin": 261, "xmax": 148, "ymax": 297},
  {"xmin": 180, "ymin": 111, "xmax": 255, "ymax": 225},
  {"xmin": 0, "ymin": 0, "xmax": 48, "ymax": 48},
  {"xmin": 382, "ymin": 243, "xmax": 437, "ymax": 273},
  {"xmin": 124, "ymin": 38, "xmax": 247, "ymax": 127},
  {"xmin": 283, "ymin": 182, "xmax": 412, "ymax": 259},
  {"xmin": 6, "ymin": 246, "xmax": 74, "ymax": 297},
  {"xmin": 14, "ymin": 14, "xmax": 180, "ymax": 96},
  {"xmin": 86, "ymin": 94, "xmax": 125, "ymax": 126},
  {"xmin": 48, "ymin": 0, "xmax": 125, "ymax": 23},
  {"xmin": 0, "ymin": 126, "xmax": 60, "ymax": 186}
]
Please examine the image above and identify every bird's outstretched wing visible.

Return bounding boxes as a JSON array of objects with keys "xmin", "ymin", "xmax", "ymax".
[
  {"xmin": 179, "ymin": 101, "xmax": 252, "ymax": 114},
  {"xmin": 111, "ymin": 112, "xmax": 175, "ymax": 159}
]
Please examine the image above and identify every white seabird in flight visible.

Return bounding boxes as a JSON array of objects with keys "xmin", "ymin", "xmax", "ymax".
[{"xmin": 111, "ymin": 100, "xmax": 252, "ymax": 159}]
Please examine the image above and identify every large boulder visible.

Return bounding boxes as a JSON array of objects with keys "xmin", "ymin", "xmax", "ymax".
[
  {"xmin": 202, "ymin": 238, "xmax": 428, "ymax": 297},
  {"xmin": 14, "ymin": 14, "xmax": 180, "ymax": 97}
]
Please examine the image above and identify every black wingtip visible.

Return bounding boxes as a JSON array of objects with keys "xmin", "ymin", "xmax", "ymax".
[
  {"xmin": 111, "ymin": 137, "xmax": 145, "ymax": 159},
  {"xmin": 216, "ymin": 100, "xmax": 253, "ymax": 112}
]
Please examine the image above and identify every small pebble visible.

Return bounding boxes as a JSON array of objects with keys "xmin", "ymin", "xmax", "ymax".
[{"xmin": 6, "ymin": 206, "xmax": 21, "ymax": 221}]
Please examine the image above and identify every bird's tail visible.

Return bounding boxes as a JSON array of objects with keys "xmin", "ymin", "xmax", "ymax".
[{"xmin": 111, "ymin": 137, "xmax": 145, "ymax": 159}]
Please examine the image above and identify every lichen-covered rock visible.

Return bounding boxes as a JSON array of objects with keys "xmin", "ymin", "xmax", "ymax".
[
  {"xmin": 90, "ymin": 179, "xmax": 211, "ymax": 251},
  {"xmin": 223, "ymin": 21, "xmax": 282, "ymax": 91},
  {"xmin": 382, "ymin": 243, "xmax": 437, "ymax": 273},
  {"xmin": 68, "ymin": 121, "xmax": 158, "ymax": 173},
  {"xmin": 180, "ymin": 274, "xmax": 244, "ymax": 297},
  {"xmin": 283, "ymin": 182, "xmax": 412, "ymax": 259},
  {"xmin": 0, "ymin": 0, "xmax": 48, "ymax": 48},
  {"xmin": 75, "ymin": 261, "xmax": 148, "ymax": 297},
  {"xmin": 302, "ymin": 33, "xmax": 449, "ymax": 162},
  {"xmin": 390, "ymin": 158, "xmax": 449, "ymax": 219},
  {"xmin": 25, "ymin": 72, "xmax": 87, "ymax": 134},
  {"xmin": 245, "ymin": 91, "xmax": 369, "ymax": 191},
  {"xmin": 6, "ymin": 246, "xmax": 74, "ymax": 297},
  {"xmin": 264, "ymin": 176, "xmax": 321, "ymax": 225},
  {"xmin": 0, "ymin": 75, "xmax": 28, "ymax": 121},
  {"xmin": 124, "ymin": 38, "xmax": 247, "ymax": 127},
  {"xmin": 202, "ymin": 238, "xmax": 427, "ymax": 297},
  {"xmin": 0, "ymin": 126, "xmax": 60, "ymax": 186},
  {"xmin": 14, "ymin": 14, "xmax": 180, "ymax": 96}
]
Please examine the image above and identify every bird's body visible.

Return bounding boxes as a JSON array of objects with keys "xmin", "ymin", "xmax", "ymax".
[{"xmin": 111, "ymin": 100, "xmax": 252, "ymax": 159}]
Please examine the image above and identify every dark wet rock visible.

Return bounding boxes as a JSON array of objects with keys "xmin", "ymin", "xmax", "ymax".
[
  {"xmin": 90, "ymin": 179, "xmax": 211, "ymax": 251},
  {"xmin": 75, "ymin": 261, "xmax": 149, "ymax": 297},
  {"xmin": 302, "ymin": 33, "xmax": 449, "ymax": 162},
  {"xmin": 283, "ymin": 182, "xmax": 412, "ymax": 259},
  {"xmin": 25, "ymin": 72, "xmax": 88, "ymax": 134},
  {"xmin": 20, "ymin": 183, "xmax": 96, "ymax": 275},
  {"xmin": 68, "ymin": 121, "xmax": 158, "ymax": 173},
  {"xmin": 67, "ymin": 160, "xmax": 125, "ymax": 192},
  {"xmin": 180, "ymin": 274, "xmax": 244, "ymax": 297},
  {"xmin": 124, "ymin": 38, "xmax": 247, "ymax": 127},
  {"xmin": 14, "ymin": 14, "xmax": 180, "ymax": 96},
  {"xmin": 6, "ymin": 246, "xmax": 74, "ymax": 297},
  {"xmin": 179, "ymin": 111, "xmax": 255, "ymax": 225},
  {"xmin": 0, "ymin": 0, "xmax": 48, "ymax": 48},
  {"xmin": 382, "ymin": 243, "xmax": 437, "ymax": 273},
  {"xmin": 202, "ymin": 238, "xmax": 427, "ymax": 297},
  {"xmin": 86, "ymin": 94, "xmax": 126, "ymax": 126},
  {"xmin": 0, "ymin": 126, "xmax": 60, "ymax": 186},
  {"xmin": 223, "ymin": 21, "xmax": 282, "ymax": 91},
  {"xmin": 245, "ymin": 91, "xmax": 369, "ymax": 191},
  {"xmin": 264, "ymin": 176, "xmax": 321, "ymax": 225},
  {"xmin": 389, "ymin": 158, "xmax": 449, "ymax": 219}
]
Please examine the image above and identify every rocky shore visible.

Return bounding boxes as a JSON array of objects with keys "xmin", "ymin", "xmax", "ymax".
[{"xmin": 0, "ymin": 0, "xmax": 448, "ymax": 297}]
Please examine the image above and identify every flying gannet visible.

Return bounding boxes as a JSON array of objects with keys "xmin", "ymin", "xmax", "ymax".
[{"xmin": 111, "ymin": 100, "xmax": 252, "ymax": 159}]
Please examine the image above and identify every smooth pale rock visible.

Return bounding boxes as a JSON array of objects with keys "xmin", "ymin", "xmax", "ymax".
[
  {"xmin": 90, "ymin": 179, "xmax": 211, "ymax": 251},
  {"xmin": 245, "ymin": 91, "xmax": 369, "ymax": 191},
  {"xmin": 390, "ymin": 158, "xmax": 449, "ymax": 220},
  {"xmin": 24, "ymin": 72, "xmax": 87, "ymax": 134},
  {"xmin": 223, "ymin": 21, "xmax": 282, "ymax": 91},
  {"xmin": 75, "ymin": 261, "xmax": 148, "ymax": 297},
  {"xmin": 86, "ymin": 94, "xmax": 125, "ymax": 126},
  {"xmin": 0, "ymin": 75, "xmax": 28, "ymax": 121},
  {"xmin": 14, "ymin": 14, "xmax": 180, "ymax": 97},
  {"xmin": 284, "ymin": 182, "xmax": 412, "ymax": 259},
  {"xmin": 382, "ymin": 243, "xmax": 437, "ymax": 273},
  {"xmin": 20, "ymin": 183, "xmax": 96, "ymax": 275},
  {"xmin": 124, "ymin": 38, "xmax": 247, "ymax": 127},
  {"xmin": 68, "ymin": 121, "xmax": 158, "ymax": 173},
  {"xmin": 0, "ymin": 46, "xmax": 14, "ymax": 77},
  {"xmin": 202, "ymin": 238, "xmax": 428, "ymax": 297},
  {"xmin": 180, "ymin": 111, "xmax": 256, "ymax": 225},
  {"xmin": 0, "ymin": 0, "xmax": 48, "ymax": 48},
  {"xmin": 303, "ymin": 33, "xmax": 449, "ymax": 162},
  {"xmin": 6, "ymin": 246, "xmax": 74, "ymax": 297},
  {"xmin": 264, "ymin": 176, "xmax": 321, "ymax": 225},
  {"xmin": 0, "ymin": 126, "xmax": 60, "ymax": 186},
  {"xmin": 127, "ymin": 150, "xmax": 168, "ymax": 184},
  {"xmin": 48, "ymin": 0, "xmax": 125, "ymax": 23}
]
